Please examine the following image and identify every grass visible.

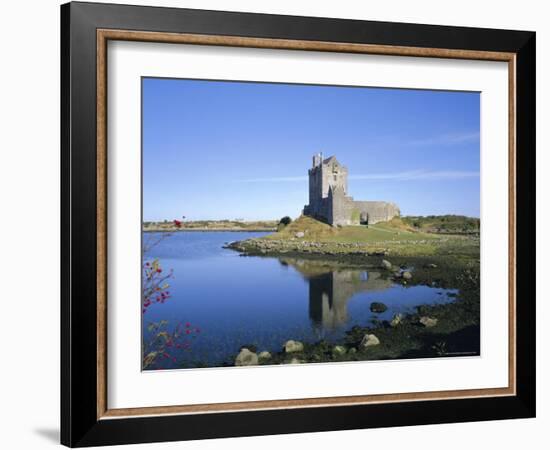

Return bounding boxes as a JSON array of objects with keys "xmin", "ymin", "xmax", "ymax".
[
  {"xmin": 265, "ymin": 215, "xmax": 336, "ymax": 240},
  {"xmin": 400, "ymin": 215, "xmax": 480, "ymax": 234},
  {"xmin": 265, "ymin": 215, "xmax": 439, "ymax": 244},
  {"xmin": 249, "ymin": 215, "xmax": 478, "ymax": 258},
  {"xmin": 325, "ymin": 223, "xmax": 440, "ymax": 243},
  {"xmin": 266, "ymin": 216, "xmax": 440, "ymax": 242}
]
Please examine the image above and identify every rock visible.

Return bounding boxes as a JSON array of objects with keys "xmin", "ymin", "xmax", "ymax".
[
  {"xmin": 402, "ymin": 271, "xmax": 412, "ymax": 280},
  {"xmin": 239, "ymin": 344, "xmax": 257, "ymax": 353},
  {"xmin": 390, "ymin": 313, "xmax": 403, "ymax": 327},
  {"xmin": 295, "ymin": 231, "xmax": 305, "ymax": 238},
  {"xmin": 419, "ymin": 316, "xmax": 438, "ymax": 328},
  {"xmin": 284, "ymin": 340, "xmax": 304, "ymax": 353},
  {"xmin": 370, "ymin": 302, "xmax": 388, "ymax": 313},
  {"xmin": 360, "ymin": 334, "xmax": 380, "ymax": 348},
  {"xmin": 288, "ymin": 358, "xmax": 302, "ymax": 364},
  {"xmin": 381, "ymin": 259, "xmax": 392, "ymax": 270},
  {"xmin": 235, "ymin": 348, "xmax": 259, "ymax": 366},
  {"xmin": 258, "ymin": 351, "xmax": 272, "ymax": 360},
  {"xmin": 332, "ymin": 345, "xmax": 347, "ymax": 356}
]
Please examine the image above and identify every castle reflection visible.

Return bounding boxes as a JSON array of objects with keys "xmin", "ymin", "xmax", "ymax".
[{"xmin": 278, "ymin": 258, "xmax": 392, "ymax": 332}]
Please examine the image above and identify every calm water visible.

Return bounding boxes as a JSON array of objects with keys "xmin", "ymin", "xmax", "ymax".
[{"xmin": 142, "ymin": 232, "xmax": 457, "ymax": 369}]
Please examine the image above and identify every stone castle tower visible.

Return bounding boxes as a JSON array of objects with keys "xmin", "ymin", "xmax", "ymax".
[{"xmin": 303, "ymin": 153, "xmax": 400, "ymax": 226}]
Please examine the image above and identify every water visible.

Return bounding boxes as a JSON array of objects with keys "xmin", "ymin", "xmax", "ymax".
[{"xmin": 142, "ymin": 231, "xmax": 457, "ymax": 369}]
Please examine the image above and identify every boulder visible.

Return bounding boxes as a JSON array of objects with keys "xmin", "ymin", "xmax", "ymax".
[
  {"xmin": 390, "ymin": 313, "xmax": 403, "ymax": 327},
  {"xmin": 360, "ymin": 334, "xmax": 380, "ymax": 348},
  {"xmin": 381, "ymin": 259, "xmax": 392, "ymax": 270},
  {"xmin": 419, "ymin": 316, "xmax": 438, "ymax": 328},
  {"xmin": 284, "ymin": 340, "xmax": 304, "ymax": 353},
  {"xmin": 258, "ymin": 351, "xmax": 272, "ymax": 360},
  {"xmin": 295, "ymin": 231, "xmax": 305, "ymax": 238},
  {"xmin": 370, "ymin": 302, "xmax": 388, "ymax": 313},
  {"xmin": 332, "ymin": 345, "xmax": 347, "ymax": 356},
  {"xmin": 235, "ymin": 348, "xmax": 259, "ymax": 366},
  {"xmin": 402, "ymin": 271, "xmax": 412, "ymax": 280}
]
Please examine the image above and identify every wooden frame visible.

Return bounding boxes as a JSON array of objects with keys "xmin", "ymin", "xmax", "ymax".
[{"xmin": 62, "ymin": 1, "xmax": 535, "ymax": 447}]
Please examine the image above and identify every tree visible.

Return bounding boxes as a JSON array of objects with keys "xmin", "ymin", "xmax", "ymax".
[{"xmin": 279, "ymin": 216, "xmax": 292, "ymax": 226}]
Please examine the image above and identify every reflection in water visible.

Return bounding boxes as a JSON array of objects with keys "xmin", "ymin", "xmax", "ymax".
[
  {"xmin": 309, "ymin": 270, "xmax": 392, "ymax": 330},
  {"xmin": 143, "ymin": 232, "xmax": 458, "ymax": 368},
  {"xmin": 279, "ymin": 258, "xmax": 392, "ymax": 332}
]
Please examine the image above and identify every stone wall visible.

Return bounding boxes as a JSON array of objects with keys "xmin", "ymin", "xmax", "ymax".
[
  {"xmin": 328, "ymin": 187, "xmax": 353, "ymax": 226},
  {"xmin": 352, "ymin": 201, "xmax": 400, "ymax": 224}
]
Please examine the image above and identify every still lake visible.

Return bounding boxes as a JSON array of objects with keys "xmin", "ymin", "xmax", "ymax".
[{"xmin": 142, "ymin": 231, "xmax": 457, "ymax": 369}]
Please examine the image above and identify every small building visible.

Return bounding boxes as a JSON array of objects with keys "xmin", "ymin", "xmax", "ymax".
[{"xmin": 303, "ymin": 153, "xmax": 400, "ymax": 226}]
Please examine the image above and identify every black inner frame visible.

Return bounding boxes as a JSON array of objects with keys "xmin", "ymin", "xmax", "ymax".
[{"xmin": 61, "ymin": 2, "xmax": 536, "ymax": 447}]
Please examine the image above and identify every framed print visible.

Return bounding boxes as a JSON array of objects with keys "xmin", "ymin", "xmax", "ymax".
[{"xmin": 61, "ymin": 1, "xmax": 536, "ymax": 447}]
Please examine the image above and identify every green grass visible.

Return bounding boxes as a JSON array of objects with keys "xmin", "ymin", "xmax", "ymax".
[
  {"xmin": 264, "ymin": 215, "xmax": 336, "ymax": 240},
  {"xmin": 400, "ymin": 214, "xmax": 480, "ymax": 234},
  {"xmin": 325, "ymin": 223, "xmax": 440, "ymax": 243},
  {"xmin": 266, "ymin": 215, "xmax": 439, "ymax": 244},
  {"xmin": 245, "ymin": 215, "xmax": 479, "ymax": 258}
]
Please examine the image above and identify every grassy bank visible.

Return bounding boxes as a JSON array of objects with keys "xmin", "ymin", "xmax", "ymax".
[
  {"xmin": 228, "ymin": 216, "xmax": 479, "ymax": 258},
  {"xmin": 221, "ymin": 215, "xmax": 480, "ymax": 366},
  {"xmin": 400, "ymin": 215, "xmax": 480, "ymax": 235}
]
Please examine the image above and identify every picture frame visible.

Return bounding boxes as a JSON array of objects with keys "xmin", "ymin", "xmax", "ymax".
[{"xmin": 61, "ymin": 1, "xmax": 536, "ymax": 447}]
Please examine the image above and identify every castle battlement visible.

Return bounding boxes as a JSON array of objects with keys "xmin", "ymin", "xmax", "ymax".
[{"xmin": 303, "ymin": 154, "xmax": 400, "ymax": 226}]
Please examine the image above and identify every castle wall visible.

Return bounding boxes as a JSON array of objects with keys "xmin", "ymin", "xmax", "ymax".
[
  {"xmin": 352, "ymin": 201, "xmax": 400, "ymax": 224},
  {"xmin": 304, "ymin": 155, "xmax": 399, "ymax": 226},
  {"xmin": 307, "ymin": 166, "xmax": 322, "ymax": 215},
  {"xmin": 321, "ymin": 163, "xmax": 347, "ymax": 198},
  {"xmin": 328, "ymin": 190, "xmax": 354, "ymax": 226}
]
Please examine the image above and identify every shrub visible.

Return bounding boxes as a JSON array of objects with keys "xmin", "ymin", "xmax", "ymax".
[{"xmin": 279, "ymin": 216, "xmax": 292, "ymax": 226}]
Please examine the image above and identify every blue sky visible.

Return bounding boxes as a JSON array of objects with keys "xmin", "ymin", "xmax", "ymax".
[{"xmin": 142, "ymin": 78, "xmax": 480, "ymax": 221}]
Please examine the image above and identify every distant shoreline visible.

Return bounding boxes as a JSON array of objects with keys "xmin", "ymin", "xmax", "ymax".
[
  {"xmin": 142, "ymin": 219, "xmax": 278, "ymax": 233},
  {"xmin": 142, "ymin": 228, "xmax": 276, "ymax": 232}
]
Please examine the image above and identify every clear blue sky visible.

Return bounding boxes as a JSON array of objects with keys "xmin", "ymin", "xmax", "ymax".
[{"xmin": 143, "ymin": 78, "xmax": 480, "ymax": 221}]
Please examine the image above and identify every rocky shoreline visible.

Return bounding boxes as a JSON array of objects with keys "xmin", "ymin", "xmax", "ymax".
[
  {"xmin": 225, "ymin": 234, "xmax": 479, "ymax": 259},
  {"xmin": 232, "ymin": 299, "xmax": 476, "ymax": 367},
  {"xmin": 228, "ymin": 257, "xmax": 480, "ymax": 367},
  {"xmin": 227, "ymin": 238, "xmax": 419, "ymax": 256}
]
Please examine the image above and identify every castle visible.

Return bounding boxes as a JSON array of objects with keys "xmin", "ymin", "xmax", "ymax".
[{"xmin": 303, "ymin": 153, "xmax": 400, "ymax": 226}]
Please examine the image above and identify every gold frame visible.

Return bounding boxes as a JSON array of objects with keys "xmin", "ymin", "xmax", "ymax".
[{"xmin": 96, "ymin": 29, "xmax": 516, "ymax": 420}]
